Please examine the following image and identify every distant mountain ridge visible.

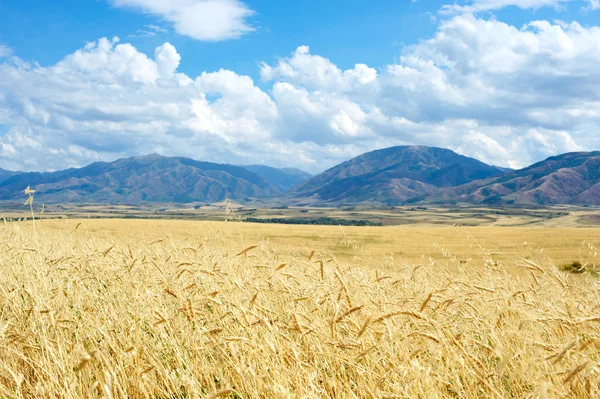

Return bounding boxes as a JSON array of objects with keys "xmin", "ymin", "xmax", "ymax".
[
  {"xmin": 1, "ymin": 147, "xmax": 599, "ymax": 206},
  {"xmin": 287, "ymin": 146, "xmax": 510, "ymax": 205},
  {"xmin": 0, "ymin": 154, "xmax": 280, "ymax": 203},
  {"xmin": 0, "ymin": 168, "xmax": 19, "ymax": 184},
  {"xmin": 428, "ymin": 151, "xmax": 600, "ymax": 206},
  {"xmin": 241, "ymin": 165, "xmax": 312, "ymax": 191}
]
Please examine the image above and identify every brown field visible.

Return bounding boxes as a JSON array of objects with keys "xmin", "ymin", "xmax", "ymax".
[{"xmin": 1, "ymin": 218, "xmax": 600, "ymax": 398}]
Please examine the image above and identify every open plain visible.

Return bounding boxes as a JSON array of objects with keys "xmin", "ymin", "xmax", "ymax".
[{"xmin": 0, "ymin": 217, "xmax": 599, "ymax": 398}]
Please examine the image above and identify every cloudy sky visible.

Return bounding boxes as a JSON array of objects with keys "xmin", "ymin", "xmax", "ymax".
[{"xmin": 0, "ymin": 0, "xmax": 599, "ymax": 173}]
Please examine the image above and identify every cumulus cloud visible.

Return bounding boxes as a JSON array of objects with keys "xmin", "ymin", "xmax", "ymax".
[
  {"xmin": 396, "ymin": 15, "xmax": 600, "ymax": 121},
  {"xmin": 260, "ymin": 46, "xmax": 378, "ymax": 91},
  {"xmin": 1, "ymin": 14, "xmax": 599, "ymax": 174},
  {"xmin": 154, "ymin": 43, "xmax": 180, "ymax": 77},
  {"xmin": 110, "ymin": 0, "xmax": 255, "ymax": 41}
]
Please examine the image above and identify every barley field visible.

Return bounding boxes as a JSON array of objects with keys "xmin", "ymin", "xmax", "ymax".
[{"xmin": 1, "ymin": 218, "xmax": 600, "ymax": 398}]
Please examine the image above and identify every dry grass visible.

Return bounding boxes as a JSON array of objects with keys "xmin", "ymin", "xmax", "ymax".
[{"xmin": 1, "ymin": 219, "xmax": 600, "ymax": 398}]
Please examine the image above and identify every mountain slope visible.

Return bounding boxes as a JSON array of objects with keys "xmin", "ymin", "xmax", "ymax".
[
  {"xmin": 430, "ymin": 151, "xmax": 600, "ymax": 205},
  {"xmin": 288, "ymin": 146, "xmax": 509, "ymax": 204},
  {"xmin": 0, "ymin": 154, "xmax": 278, "ymax": 203},
  {"xmin": 0, "ymin": 168, "xmax": 19, "ymax": 184},
  {"xmin": 241, "ymin": 165, "xmax": 312, "ymax": 191}
]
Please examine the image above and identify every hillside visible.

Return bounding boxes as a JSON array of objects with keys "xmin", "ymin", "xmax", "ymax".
[
  {"xmin": 287, "ymin": 146, "xmax": 509, "ymax": 205},
  {"xmin": 241, "ymin": 165, "xmax": 312, "ymax": 191},
  {"xmin": 430, "ymin": 151, "xmax": 600, "ymax": 206},
  {"xmin": 0, "ymin": 154, "xmax": 278, "ymax": 203}
]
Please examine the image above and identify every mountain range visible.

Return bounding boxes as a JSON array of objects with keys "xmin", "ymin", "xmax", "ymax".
[
  {"xmin": 0, "ymin": 154, "xmax": 308, "ymax": 204},
  {"xmin": 0, "ymin": 146, "xmax": 598, "ymax": 206}
]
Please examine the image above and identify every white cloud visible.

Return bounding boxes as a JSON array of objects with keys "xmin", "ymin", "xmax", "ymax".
[
  {"xmin": 441, "ymin": 0, "xmax": 571, "ymax": 14},
  {"xmin": 56, "ymin": 37, "xmax": 162, "ymax": 84},
  {"xmin": 110, "ymin": 0, "xmax": 255, "ymax": 41},
  {"xmin": 154, "ymin": 43, "xmax": 180, "ymax": 77},
  {"xmin": 261, "ymin": 46, "xmax": 378, "ymax": 91},
  {"xmin": 1, "ymin": 14, "xmax": 600, "ymax": 174},
  {"xmin": 455, "ymin": 131, "xmax": 513, "ymax": 167},
  {"xmin": 379, "ymin": 15, "xmax": 600, "ymax": 130},
  {"xmin": 586, "ymin": 0, "xmax": 600, "ymax": 9},
  {"xmin": 129, "ymin": 24, "xmax": 168, "ymax": 38},
  {"xmin": 0, "ymin": 44, "xmax": 11, "ymax": 58}
]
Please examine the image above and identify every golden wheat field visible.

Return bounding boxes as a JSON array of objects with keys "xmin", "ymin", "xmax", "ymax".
[{"xmin": 1, "ymin": 218, "xmax": 600, "ymax": 398}]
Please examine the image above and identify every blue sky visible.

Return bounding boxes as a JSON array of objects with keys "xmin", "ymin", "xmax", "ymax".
[
  {"xmin": 2, "ymin": 0, "xmax": 598, "ymax": 78},
  {"xmin": 0, "ymin": 0, "xmax": 600, "ymax": 172},
  {"xmin": 0, "ymin": 1, "xmax": 441, "ymax": 78}
]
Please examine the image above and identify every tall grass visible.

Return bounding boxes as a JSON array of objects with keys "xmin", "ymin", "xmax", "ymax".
[{"xmin": 0, "ymin": 220, "xmax": 599, "ymax": 398}]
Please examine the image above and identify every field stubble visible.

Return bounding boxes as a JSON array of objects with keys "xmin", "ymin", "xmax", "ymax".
[{"xmin": 0, "ymin": 219, "xmax": 599, "ymax": 398}]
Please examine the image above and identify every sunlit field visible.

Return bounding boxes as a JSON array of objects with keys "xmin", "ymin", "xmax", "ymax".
[{"xmin": 1, "ymin": 219, "xmax": 600, "ymax": 398}]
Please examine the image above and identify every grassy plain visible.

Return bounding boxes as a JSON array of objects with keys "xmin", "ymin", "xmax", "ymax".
[
  {"xmin": 2, "ymin": 201, "xmax": 600, "ymax": 227},
  {"xmin": 1, "ymin": 218, "xmax": 600, "ymax": 398}
]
